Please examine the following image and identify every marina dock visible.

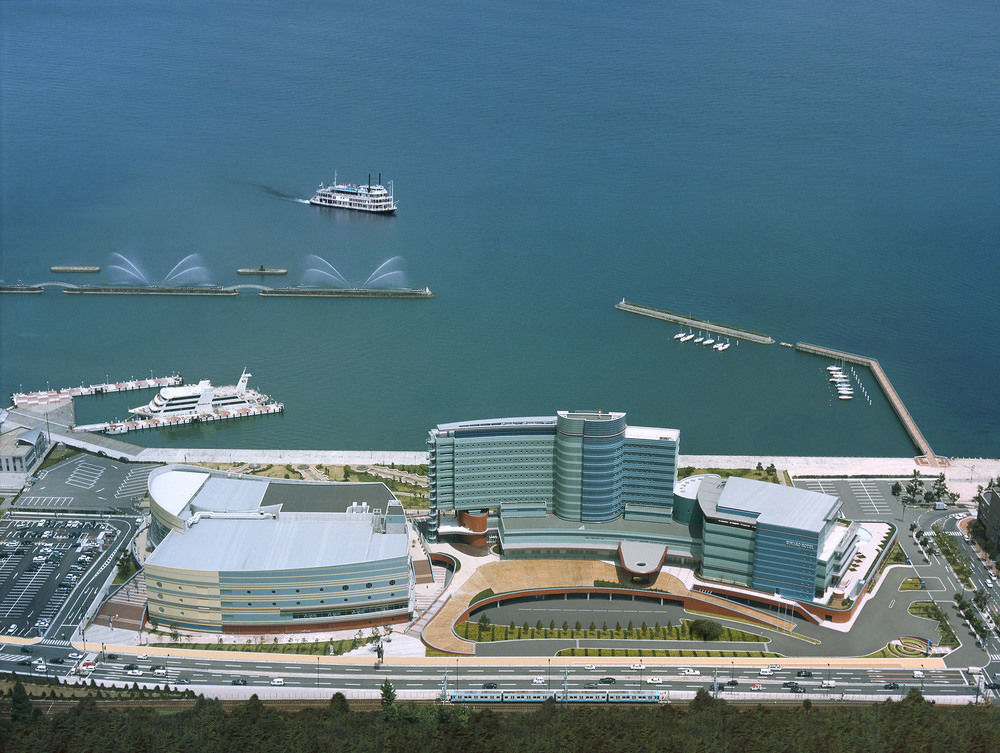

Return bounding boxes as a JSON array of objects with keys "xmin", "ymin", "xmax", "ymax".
[
  {"xmin": 12, "ymin": 374, "xmax": 183, "ymax": 408},
  {"xmin": 50, "ymin": 266, "xmax": 100, "ymax": 273},
  {"xmin": 795, "ymin": 342, "xmax": 942, "ymax": 464},
  {"xmin": 615, "ymin": 300, "xmax": 775, "ymax": 344},
  {"xmin": 73, "ymin": 402, "xmax": 284, "ymax": 435}
]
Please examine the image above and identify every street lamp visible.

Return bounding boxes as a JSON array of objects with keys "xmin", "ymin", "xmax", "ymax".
[{"xmin": 548, "ymin": 658, "xmax": 551, "ymax": 691}]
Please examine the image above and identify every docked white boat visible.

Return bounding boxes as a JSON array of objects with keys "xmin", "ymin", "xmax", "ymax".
[
  {"xmin": 680, "ymin": 333, "xmax": 695, "ymax": 342},
  {"xmin": 673, "ymin": 331, "xmax": 686, "ymax": 340},
  {"xmin": 703, "ymin": 337, "xmax": 715, "ymax": 346},
  {"xmin": 309, "ymin": 172, "xmax": 397, "ymax": 214},
  {"xmin": 129, "ymin": 369, "xmax": 276, "ymax": 419}
]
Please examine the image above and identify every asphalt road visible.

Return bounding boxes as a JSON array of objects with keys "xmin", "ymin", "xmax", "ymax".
[{"xmin": 0, "ymin": 646, "xmax": 987, "ymax": 701}]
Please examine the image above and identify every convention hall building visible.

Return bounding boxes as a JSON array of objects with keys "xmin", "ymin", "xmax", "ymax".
[
  {"xmin": 145, "ymin": 465, "xmax": 413, "ymax": 633},
  {"xmin": 427, "ymin": 410, "xmax": 860, "ymax": 603}
]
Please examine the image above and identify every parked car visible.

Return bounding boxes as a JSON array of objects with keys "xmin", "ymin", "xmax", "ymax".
[{"xmin": 231, "ymin": 677, "xmax": 247, "ymax": 686}]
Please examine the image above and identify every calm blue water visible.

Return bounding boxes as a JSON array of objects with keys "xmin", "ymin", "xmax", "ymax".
[{"xmin": 2, "ymin": 1, "xmax": 998, "ymax": 456}]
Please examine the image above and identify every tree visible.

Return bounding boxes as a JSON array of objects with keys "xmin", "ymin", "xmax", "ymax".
[
  {"xmin": 690, "ymin": 619, "xmax": 724, "ymax": 641},
  {"xmin": 9, "ymin": 681, "xmax": 34, "ymax": 723},
  {"xmin": 329, "ymin": 691, "xmax": 349, "ymax": 713},
  {"xmin": 380, "ymin": 678, "xmax": 396, "ymax": 709},
  {"xmin": 905, "ymin": 470, "xmax": 924, "ymax": 505},
  {"xmin": 891, "ymin": 481, "xmax": 902, "ymax": 500},
  {"xmin": 932, "ymin": 473, "xmax": 949, "ymax": 502}
]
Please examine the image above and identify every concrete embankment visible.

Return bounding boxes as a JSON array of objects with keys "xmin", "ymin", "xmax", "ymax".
[
  {"xmin": 615, "ymin": 301, "xmax": 775, "ymax": 344},
  {"xmin": 795, "ymin": 342, "xmax": 940, "ymax": 464}
]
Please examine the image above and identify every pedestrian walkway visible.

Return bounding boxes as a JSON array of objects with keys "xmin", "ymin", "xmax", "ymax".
[{"xmin": 94, "ymin": 571, "xmax": 146, "ymax": 632}]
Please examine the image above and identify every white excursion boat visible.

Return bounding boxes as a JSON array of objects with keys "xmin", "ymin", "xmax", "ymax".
[
  {"xmin": 309, "ymin": 172, "xmax": 397, "ymax": 214},
  {"xmin": 129, "ymin": 369, "xmax": 274, "ymax": 418}
]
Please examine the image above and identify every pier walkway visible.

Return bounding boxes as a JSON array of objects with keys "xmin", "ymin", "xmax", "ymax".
[
  {"xmin": 795, "ymin": 342, "xmax": 943, "ymax": 465},
  {"xmin": 12, "ymin": 374, "xmax": 182, "ymax": 408},
  {"xmin": 615, "ymin": 300, "xmax": 775, "ymax": 344}
]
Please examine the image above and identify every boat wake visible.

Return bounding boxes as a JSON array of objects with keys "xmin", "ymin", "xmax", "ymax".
[{"xmin": 251, "ymin": 183, "xmax": 309, "ymax": 203}]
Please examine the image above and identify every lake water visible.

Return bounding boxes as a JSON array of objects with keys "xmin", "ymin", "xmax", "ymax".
[{"xmin": 1, "ymin": 1, "xmax": 997, "ymax": 456}]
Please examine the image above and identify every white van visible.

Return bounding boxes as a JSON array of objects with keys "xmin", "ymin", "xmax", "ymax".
[
  {"xmin": 821, "ymin": 679, "xmax": 837, "ymax": 688},
  {"xmin": 270, "ymin": 677, "xmax": 284, "ymax": 686},
  {"xmin": 912, "ymin": 670, "xmax": 925, "ymax": 679},
  {"xmin": 153, "ymin": 668, "xmax": 167, "ymax": 677}
]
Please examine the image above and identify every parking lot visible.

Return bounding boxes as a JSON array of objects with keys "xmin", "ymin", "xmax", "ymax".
[
  {"xmin": 0, "ymin": 452, "xmax": 149, "ymax": 641},
  {"xmin": 0, "ymin": 513, "xmax": 128, "ymax": 638},
  {"xmin": 794, "ymin": 478, "xmax": 906, "ymax": 521},
  {"xmin": 17, "ymin": 453, "xmax": 157, "ymax": 514}
]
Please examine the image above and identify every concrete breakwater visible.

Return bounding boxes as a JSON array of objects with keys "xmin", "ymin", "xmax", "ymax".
[
  {"xmin": 62, "ymin": 285, "xmax": 238, "ymax": 296},
  {"xmin": 50, "ymin": 265, "xmax": 100, "ymax": 273},
  {"xmin": 0, "ymin": 284, "xmax": 43, "ymax": 294},
  {"xmin": 795, "ymin": 342, "xmax": 940, "ymax": 464},
  {"xmin": 615, "ymin": 300, "xmax": 775, "ymax": 344},
  {"xmin": 258, "ymin": 287, "xmax": 434, "ymax": 298}
]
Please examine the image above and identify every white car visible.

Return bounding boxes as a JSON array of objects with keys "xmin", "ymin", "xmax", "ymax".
[
  {"xmin": 68, "ymin": 652, "xmax": 83, "ymax": 659},
  {"xmin": 270, "ymin": 678, "xmax": 285, "ymax": 686},
  {"xmin": 127, "ymin": 669, "xmax": 143, "ymax": 676},
  {"xmin": 646, "ymin": 676, "xmax": 663, "ymax": 684},
  {"xmin": 136, "ymin": 654, "xmax": 149, "ymax": 660},
  {"xmin": 6, "ymin": 624, "xmax": 17, "ymax": 635},
  {"xmin": 583, "ymin": 664, "xmax": 596, "ymax": 670},
  {"xmin": 531, "ymin": 677, "xmax": 546, "ymax": 685},
  {"xmin": 629, "ymin": 663, "xmax": 645, "ymax": 671},
  {"xmin": 680, "ymin": 668, "xmax": 700, "ymax": 676}
]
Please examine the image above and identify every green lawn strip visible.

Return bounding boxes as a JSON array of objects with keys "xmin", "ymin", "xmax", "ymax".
[
  {"xmin": 900, "ymin": 577, "xmax": 923, "ymax": 591},
  {"xmin": 906, "ymin": 601, "xmax": 958, "ymax": 649},
  {"xmin": 468, "ymin": 588, "xmax": 495, "ymax": 606},
  {"xmin": 149, "ymin": 639, "xmax": 360, "ymax": 656},
  {"xmin": 456, "ymin": 618, "xmax": 764, "ymax": 643}
]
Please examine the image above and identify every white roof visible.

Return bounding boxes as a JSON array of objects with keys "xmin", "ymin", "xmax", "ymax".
[
  {"xmin": 625, "ymin": 425, "xmax": 680, "ymax": 441},
  {"xmin": 149, "ymin": 470, "xmax": 209, "ymax": 517}
]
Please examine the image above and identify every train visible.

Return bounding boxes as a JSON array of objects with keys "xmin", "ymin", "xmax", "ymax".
[{"xmin": 447, "ymin": 690, "xmax": 663, "ymax": 704}]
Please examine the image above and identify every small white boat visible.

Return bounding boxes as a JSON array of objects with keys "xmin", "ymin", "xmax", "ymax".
[
  {"xmin": 838, "ymin": 394, "xmax": 853, "ymax": 400},
  {"xmin": 680, "ymin": 333, "xmax": 695, "ymax": 342},
  {"xmin": 694, "ymin": 332, "xmax": 705, "ymax": 343},
  {"xmin": 673, "ymin": 331, "xmax": 685, "ymax": 340},
  {"xmin": 703, "ymin": 337, "xmax": 715, "ymax": 346},
  {"xmin": 717, "ymin": 340, "xmax": 731, "ymax": 351}
]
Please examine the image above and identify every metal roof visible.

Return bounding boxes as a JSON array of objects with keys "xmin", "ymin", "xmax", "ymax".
[
  {"xmin": 704, "ymin": 476, "xmax": 839, "ymax": 533},
  {"xmin": 145, "ymin": 512, "xmax": 407, "ymax": 572}
]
